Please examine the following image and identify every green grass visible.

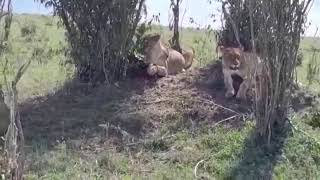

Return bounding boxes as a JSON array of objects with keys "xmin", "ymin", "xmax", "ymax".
[
  {"xmin": 0, "ymin": 14, "xmax": 319, "ymax": 179},
  {"xmin": 0, "ymin": 14, "xmax": 74, "ymax": 101},
  {"xmin": 23, "ymin": 121, "xmax": 320, "ymax": 179},
  {"xmin": 297, "ymin": 36, "xmax": 320, "ymax": 92},
  {"xmin": 149, "ymin": 25, "xmax": 217, "ymax": 66}
]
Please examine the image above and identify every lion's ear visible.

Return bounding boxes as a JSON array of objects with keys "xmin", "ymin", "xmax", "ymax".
[
  {"xmin": 234, "ymin": 48, "xmax": 242, "ymax": 56},
  {"xmin": 217, "ymin": 45, "xmax": 225, "ymax": 54}
]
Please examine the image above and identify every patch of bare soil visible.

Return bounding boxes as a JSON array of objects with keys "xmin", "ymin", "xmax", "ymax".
[{"xmin": 20, "ymin": 61, "xmax": 251, "ymax": 153}]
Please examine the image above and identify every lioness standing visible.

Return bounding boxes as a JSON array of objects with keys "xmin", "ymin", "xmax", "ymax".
[
  {"xmin": 218, "ymin": 46, "xmax": 265, "ymax": 100},
  {"xmin": 143, "ymin": 34, "xmax": 194, "ymax": 77}
]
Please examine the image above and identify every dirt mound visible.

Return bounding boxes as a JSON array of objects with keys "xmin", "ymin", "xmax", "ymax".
[{"xmin": 20, "ymin": 61, "xmax": 251, "ymax": 151}]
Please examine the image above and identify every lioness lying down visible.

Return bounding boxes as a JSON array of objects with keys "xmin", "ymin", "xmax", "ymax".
[
  {"xmin": 143, "ymin": 34, "xmax": 195, "ymax": 77},
  {"xmin": 218, "ymin": 46, "xmax": 265, "ymax": 100}
]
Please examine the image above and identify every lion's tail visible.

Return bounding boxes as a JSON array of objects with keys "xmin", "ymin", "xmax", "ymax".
[{"xmin": 183, "ymin": 47, "xmax": 195, "ymax": 70}]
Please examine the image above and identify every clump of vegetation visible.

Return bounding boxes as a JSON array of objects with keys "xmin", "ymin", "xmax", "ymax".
[
  {"xmin": 306, "ymin": 47, "xmax": 320, "ymax": 87},
  {"xmin": 1, "ymin": 1, "xmax": 31, "ymax": 179},
  {"xmin": 39, "ymin": 0, "xmax": 147, "ymax": 84},
  {"xmin": 192, "ymin": 27, "xmax": 216, "ymax": 66},
  {"xmin": 20, "ymin": 21, "xmax": 36, "ymax": 39},
  {"xmin": 305, "ymin": 111, "xmax": 320, "ymax": 129}
]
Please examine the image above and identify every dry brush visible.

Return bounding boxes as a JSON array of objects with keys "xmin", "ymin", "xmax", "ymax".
[{"xmin": 38, "ymin": 0, "xmax": 147, "ymax": 84}]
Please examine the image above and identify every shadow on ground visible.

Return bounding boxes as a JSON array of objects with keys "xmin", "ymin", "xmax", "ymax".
[
  {"xmin": 19, "ymin": 60, "xmax": 251, "ymax": 152},
  {"xmin": 225, "ymin": 124, "xmax": 291, "ymax": 180},
  {"xmin": 20, "ymin": 71, "xmax": 159, "ymax": 150},
  {"xmin": 192, "ymin": 60, "xmax": 317, "ymax": 179},
  {"xmin": 192, "ymin": 60, "xmax": 252, "ymax": 113}
]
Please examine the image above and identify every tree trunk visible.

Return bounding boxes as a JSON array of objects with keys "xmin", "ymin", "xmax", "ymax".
[{"xmin": 171, "ymin": 0, "xmax": 182, "ymax": 53}]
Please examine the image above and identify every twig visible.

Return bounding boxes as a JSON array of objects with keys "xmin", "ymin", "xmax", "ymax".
[
  {"xmin": 99, "ymin": 123, "xmax": 130, "ymax": 138},
  {"xmin": 211, "ymin": 115, "xmax": 240, "ymax": 128},
  {"xmin": 302, "ymin": 0, "xmax": 314, "ymax": 15},
  {"xmin": 0, "ymin": 11, "xmax": 8, "ymax": 19},
  {"xmin": 194, "ymin": 159, "xmax": 205, "ymax": 179},
  {"xmin": 125, "ymin": 0, "xmax": 146, "ymax": 49},
  {"xmin": 130, "ymin": 169, "xmax": 153, "ymax": 173},
  {"xmin": 288, "ymin": 118, "xmax": 320, "ymax": 146},
  {"xmin": 222, "ymin": 1, "xmax": 242, "ymax": 49},
  {"xmin": 126, "ymin": 134, "xmax": 175, "ymax": 147},
  {"xmin": 192, "ymin": 98, "xmax": 241, "ymax": 115},
  {"xmin": 2, "ymin": 58, "xmax": 9, "ymax": 92},
  {"xmin": 248, "ymin": 0, "xmax": 256, "ymax": 54},
  {"xmin": 15, "ymin": 112, "xmax": 25, "ymax": 180},
  {"xmin": 12, "ymin": 59, "xmax": 31, "ymax": 87},
  {"xmin": 143, "ymin": 98, "xmax": 173, "ymax": 105},
  {"xmin": 212, "ymin": 102, "xmax": 241, "ymax": 115},
  {"xmin": 161, "ymin": 94, "xmax": 242, "ymax": 115}
]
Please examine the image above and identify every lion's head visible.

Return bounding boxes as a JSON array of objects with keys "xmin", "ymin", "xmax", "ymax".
[
  {"xmin": 218, "ymin": 46, "xmax": 242, "ymax": 70},
  {"xmin": 142, "ymin": 34, "xmax": 161, "ymax": 55},
  {"xmin": 142, "ymin": 33, "xmax": 193, "ymax": 75}
]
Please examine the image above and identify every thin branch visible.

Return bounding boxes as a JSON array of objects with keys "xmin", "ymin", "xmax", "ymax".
[
  {"xmin": 143, "ymin": 98, "xmax": 173, "ymax": 105},
  {"xmin": 222, "ymin": 1, "xmax": 242, "ymax": 49},
  {"xmin": 126, "ymin": 0, "xmax": 146, "ymax": 50},
  {"xmin": 2, "ymin": 58, "xmax": 9, "ymax": 92},
  {"xmin": 0, "ymin": 0, "xmax": 5, "ymax": 15},
  {"xmin": 248, "ymin": 0, "xmax": 256, "ymax": 53},
  {"xmin": 302, "ymin": 0, "xmax": 314, "ymax": 15},
  {"xmin": 288, "ymin": 118, "xmax": 320, "ymax": 146},
  {"xmin": 211, "ymin": 115, "xmax": 241, "ymax": 128},
  {"xmin": 125, "ymin": 134, "xmax": 176, "ymax": 147},
  {"xmin": 193, "ymin": 98, "xmax": 242, "ymax": 115},
  {"xmin": 0, "ymin": 11, "xmax": 8, "ymax": 19},
  {"xmin": 12, "ymin": 59, "xmax": 31, "ymax": 87},
  {"xmin": 194, "ymin": 159, "xmax": 205, "ymax": 179}
]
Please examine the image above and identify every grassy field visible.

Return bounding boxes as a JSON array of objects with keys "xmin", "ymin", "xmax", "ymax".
[
  {"xmin": 0, "ymin": 14, "xmax": 74, "ymax": 101},
  {"xmin": 0, "ymin": 14, "xmax": 320, "ymax": 180}
]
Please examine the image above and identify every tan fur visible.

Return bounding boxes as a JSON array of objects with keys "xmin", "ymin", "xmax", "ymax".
[
  {"xmin": 218, "ymin": 46, "xmax": 264, "ymax": 100},
  {"xmin": 147, "ymin": 64, "xmax": 168, "ymax": 77},
  {"xmin": 0, "ymin": 90, "xmax": 9, "ymax": 136},
  {"xmin": 181, "ymin": 47, "xmax": 195, "ymax": 70},
  {"xmin": 147, "ymin": 64, "xmax": 157, "ymax": 76},
  {"xmin": 143, "ymin": 34, "xmax": 194, "ymax": 77},
  {"xmin": 156, "ymin": 66, "xmax": 168, "ymax": 77}
]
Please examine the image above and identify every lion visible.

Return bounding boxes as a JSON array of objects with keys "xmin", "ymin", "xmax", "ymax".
[
  {"xmin": 143, "ymin": 34, "xmax": 195, "ymax": 77},
  {"xmin": 217, "ymin": 46, "xmax": 265, "ymax": 100},
  {"xmin": 0, "ymin": 89, "xmax": 9, "ymax": 136}
]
